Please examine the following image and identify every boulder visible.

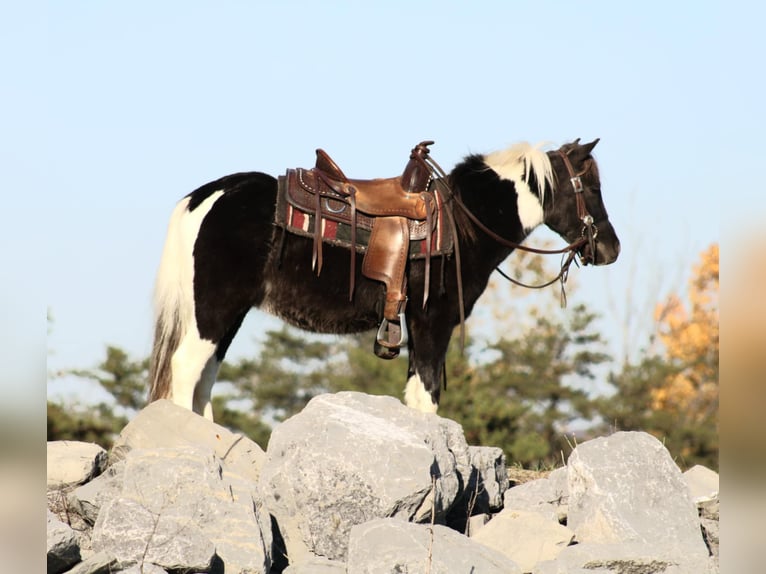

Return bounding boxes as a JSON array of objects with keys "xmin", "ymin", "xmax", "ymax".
[
  {"xmin": 567, "ymin": 431, "xmax": 710, "ymax": 567},
  {"xmin": 91, "ymin": 446, "xmax": 272, "ymax": 573},
  {"xmin": 684, "ymin": 464, "xmax": 719, "ymax": 502},
  {"xmin": 283, "ymin": 555, "xmax": 346, "ymax": 573},
  {"xmin": 472, "ymin": 508, "xmax": 574, "ymax": 571},
  {"xmin": 259, "ymin": 392, "xmax": 471, "ymax": 563},
  {"xmin": 534, "ymin": 541, "xmax": 715, "ymax": 574},
  {"xmin": 47, "ymin": 509, "xmax": 81, "ymax": 573},
  {"xmin": 503, "ymin": 466, "xmax": 568, "ymax": 523},
  {"xmin": 111, "ymin": 398, "xmax": 265, "ymax": 483},
  {"xmin": 347, "ymin": 518, "xmax": 522, "ymax": 574},
  {"xmin": 447, "ymin": 445, "xmax": 508, "ymax": 533},
  {"xmin": 47, "ymin": 441, "xmax": 107, "ymax": 488},
  {"xmin": 61, "ymin": 550, "xmax": 118, "ymax": 574},
  {"xmin": 68, "ymin": 461, "xmax": 126, "ymax": 525}
]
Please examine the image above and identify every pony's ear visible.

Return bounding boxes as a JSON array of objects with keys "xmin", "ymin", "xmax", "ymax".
[{"xmin": 581, "ymin": 138, "xmax": 600, "ymax": 154}]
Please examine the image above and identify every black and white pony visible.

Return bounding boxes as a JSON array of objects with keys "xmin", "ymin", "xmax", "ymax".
[{"xmin": 148, "ymin": 139, "xmax": 620, "ymax": 420}]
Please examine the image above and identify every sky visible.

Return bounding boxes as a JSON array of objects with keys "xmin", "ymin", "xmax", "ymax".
[{"xmin": 4, "ymin": 2, "xmax": 760, "ymax": 408}]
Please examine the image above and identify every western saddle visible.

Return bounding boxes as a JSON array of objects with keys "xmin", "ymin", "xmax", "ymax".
[{"xmin": 279, "ymin": 141, "xmax": 439, "ymax": 358}]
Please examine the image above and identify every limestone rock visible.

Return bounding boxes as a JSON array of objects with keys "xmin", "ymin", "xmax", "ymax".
[
  {"xmin": 567, "ymin": 431, "xmax": 709, "ymax": 566},
  {"xmin": 503, "ymin": 466, "xmax": 568, "ymax": 523},
  {"xmin": 91, "ymin": 446, "xmax": 271, "ymax": 573},
  {"xmin": 347, "ymin": 518, "xmax": 523, "ymax": 574},
  {"xmin": 111, "ymin": 398, "xmax": 265, "ymax": 483},
  {"xmin": 61, "ymin": 550, "xmax": 117, "ymax": 574},
  {"xmin": 684, "ymin": 464, "xmax": 719, "ymax": 502},
  {"xmin": 68, "ymin": 461, "xmax": 126, "ymax": 525},
  {"xmin": 472, "ymin": 508, "xmax": 574, "ymax": 571},
  {"xmin": 259, "ymin": 392, "xmax": 470, "ymax": 563},
  {"xmin": 534, "ymin": 541, "xmax": 715, "ymax": 574},
  {"xmin": 47, "ymin": 441, "xmax": 107, "ymax": 488},
  {"xmin": 47, "ymin": 509, "xmax": 81, "ymax": 574},
  {"xmin": 283, "ymin": 555, "xmax": 346, "ymax": 573}
]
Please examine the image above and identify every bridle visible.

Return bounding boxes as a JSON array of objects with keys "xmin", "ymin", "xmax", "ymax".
[
  {"xmin": 556, "ymin": 149, "xmax": 599, "ymax": 267},
  {"xmin": 425, "ymin": 148, "xmax": 599, "ymax": 288}
]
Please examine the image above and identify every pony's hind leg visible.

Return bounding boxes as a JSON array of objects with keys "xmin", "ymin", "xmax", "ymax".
[
  {"xmin": 193, "ymin": 354, "xmax": 221, "ymax": 420},
  {"xmin": 190, "ymin": 312, "xmax": 247, "ymax": 420},
  {"xmin": 170, "ymin": 330, "xmax": 218, "ymax": 417}
]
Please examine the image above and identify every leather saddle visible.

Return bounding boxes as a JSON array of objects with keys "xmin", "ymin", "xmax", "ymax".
[{"xmin": 279, "ymin": 141, "xmax": 440, "ymax": 358}]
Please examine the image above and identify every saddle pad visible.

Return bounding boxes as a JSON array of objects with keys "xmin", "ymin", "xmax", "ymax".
[{"xmin": 276, "ymin": 170, "xmax": 453, "ymax": 259}]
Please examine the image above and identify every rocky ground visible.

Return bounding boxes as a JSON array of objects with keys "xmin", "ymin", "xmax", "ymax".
[{"xmin": 47, "ymin": 392, "xmax": 719, "ymax": 573}]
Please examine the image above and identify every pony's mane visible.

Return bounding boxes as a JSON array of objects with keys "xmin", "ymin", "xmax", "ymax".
[{"xmin": 483, "ymin": 142, "xmax": 555, "ymax": 201}]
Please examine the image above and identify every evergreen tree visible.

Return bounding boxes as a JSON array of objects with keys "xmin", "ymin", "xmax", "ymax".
[{"xmin": 441, "ymin": 303, "xmax": 610, "ymax": 468}]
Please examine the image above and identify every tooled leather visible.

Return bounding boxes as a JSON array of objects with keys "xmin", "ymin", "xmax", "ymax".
[
  {"xmin": 362, "ymin": 216, "xmax": 410, "ymax": 319},
  {"xmin": 284, "ymin": 169, "xmax": 433, "ymax": 240}
]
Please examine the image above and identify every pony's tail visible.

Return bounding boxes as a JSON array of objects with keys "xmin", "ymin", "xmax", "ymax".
[{"xmin": 148, "ymin": 197, "xmax": 195, "ymax": 403}]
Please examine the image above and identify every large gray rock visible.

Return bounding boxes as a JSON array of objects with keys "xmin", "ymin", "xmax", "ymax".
[
  {"xmin": 283, "ymin": 556, "xmax": 346, "ymax": 573},
  {"xmin": 503, "ymin": 466, "xmax": 568, "ymax": 523},
  {"xmin": 533, "ymin": 541, "xmax": 715, "ymax": 574},
  {"xmin": 567, "ymin": 431, "xmax": 709, "ymax": 566},
  {"xmin": 68, "ymin": 461, "xmax": 126, "ymax": 525},
  {"xmin": 447, "ymin": 446, "xmax": 508, "ymax": 533},
  {"xmin": 62, "ymin": 550, "xmax": 118, "ymax": 574},
  {"xmin": 347, "ymin": 518, "xmax": 523, "ymax": 574},
  {"xmin": 684, "ymin": 464, "xmax": 719, "ymax": 502},
  {"xmin": 91, "ymin": 446, "xmax": 272, "ymax": 573},
  {"xmin": 47, "ymin": 509, "xmax": 81, "ymax": 573},
  {"xmin": 111, "ymin": 398, "xmax": 265, "ymax": 483},
  {"xmin": 472, "ymin": 508, "xmax": 574, "ymax": 571},
  {"xmin": 259, "ymin": 392, "xmax": 471, "ymax": 563},
  {"xmin": 47, "ymin": 441, "xmax": 107, "ymax": 488}
]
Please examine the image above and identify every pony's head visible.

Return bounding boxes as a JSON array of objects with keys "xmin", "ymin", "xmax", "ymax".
[{"xmin": 544, "ymin": 138, "xmax": 620, "ymax": 266}]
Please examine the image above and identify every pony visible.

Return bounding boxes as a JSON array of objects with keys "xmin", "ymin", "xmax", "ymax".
[{"xmin": 148, "ymin": 139, "xmax": 620, "ymax": 420}]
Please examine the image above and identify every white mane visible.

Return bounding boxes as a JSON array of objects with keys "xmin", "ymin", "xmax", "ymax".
[{"xmin": 483, "ymin": 142, "xmax": 555, "ymax": 201}]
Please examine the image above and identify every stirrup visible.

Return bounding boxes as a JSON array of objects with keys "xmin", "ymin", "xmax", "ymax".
[{"xmin": 374, "ymin": 313, "xmax": 408, "ymax": 359}]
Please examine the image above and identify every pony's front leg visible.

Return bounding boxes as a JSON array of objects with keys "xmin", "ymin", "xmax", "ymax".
[
  {"xmin": 404, "ymin": 369, "xmax": 439, "ymax": 413},
  {"xmin": 403, "ymin": 317, "xmax": 451, "ymax": 413}
]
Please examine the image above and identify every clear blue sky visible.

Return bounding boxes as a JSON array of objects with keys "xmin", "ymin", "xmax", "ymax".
[{"xmin": 4, "ymin": 2, "xmax": 758, "ymax": 406}]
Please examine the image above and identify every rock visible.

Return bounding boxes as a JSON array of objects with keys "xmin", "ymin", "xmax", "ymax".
[
  {"xmin": 62, "ymin": 550, "xmax": 117, "ymax": 574},
  {"xmin": 684, "ymin": 464, "xmax": 719, "ymax": 502},
  {"xmin": 465, "ymin": 512, "xmax": 492, "ymax": 537},
  {"xmin": 114, "ymin": 564, "xmax": 168, "ymax": 574},
  {"xmin": 347, "ymin": 518, "xmax": 523, "ymax": 574},
  {"xmin": 47, "ymin": 509, "xmax": 81, "ymax": 573},
  {"xmin": 111, "ymin": 398, "xmax": 265, "ymax": 483},
  {"xmin": 701, "ymin": 513, "xmax": 719, "ymax": 563},
  {"xmin": 534, "ymin": 541, "xmax": 715, "ymax": 574},
  {"xmin": 68, "ymin": 461, "xmax": 126, "ymax": 525},
  {"xmin": 93, "ymin": 495, "xmax": 217, "ymax": 571},
  {"xmin": 503, "ymin": 466, "xmax": 568, "ymax": 523},
  {"xmin": 472, "ymin": 508, "xmax": 574, "ymax": 571},
  {"xmin": 259, "ymin": 391, "xmax": 470, "ymax": 563},
  {"xmin": 43, "ymin": 395, "xmax": 718, "ymax": 573},
  {"xmin": 47, "ymin": 441, "xmax": 107, "ymax": 488},
  {"xmin": 447, "ymin": 446, "xmax": 508, "ymax": 533},
  {"xmin": 465, "ymin": 446, "xmax": 508, "ymax": 511},
  {"xmin": 567, "ymin": 431, "xmax": 710, "ymax": 566},
  {"xmin": 283, "ymin": 555, "xmax": 346, "ymax": 573},
  {"xmin": 91, "ymin": 446, "xmax": 271, "ymax": 573}
]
